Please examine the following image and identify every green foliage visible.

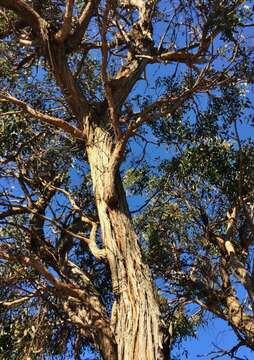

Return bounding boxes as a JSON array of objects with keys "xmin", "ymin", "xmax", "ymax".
[{"xmin": 0, "ymin": 0, "xmax": 254, "ymax": 358}]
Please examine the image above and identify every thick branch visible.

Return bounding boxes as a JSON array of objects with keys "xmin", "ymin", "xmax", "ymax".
[
  {"xmin": 46, "ymin": 44, "xmax": 90, "ymax": 121},
  {"xmin": 55, "ymin": 0, "xmax": 74, "ymax": 42},
  {"xmin": 67, "ymin": 0, "xmax": 99, "ymax": 51},
  {"xmin": 0, "ymin": 0, "xmax": 48, "ymax": 40},
  {"xmin": 0, "ymin": 246, "xmax": 117, "ymax": 358},
  {"xmin": 111, "ymin": 59, "xmax": 148, "ymax": 109},
  {"xmin": 0, "ymin": 249, "xmax": 82, "ymax": 298},
  {"xmin": 109, "ymin": 1, "xmax": 158, "ymax": 107},
  {"xmin": 101, "ymin": 1, "xmax": 121, "ymax": 140}
]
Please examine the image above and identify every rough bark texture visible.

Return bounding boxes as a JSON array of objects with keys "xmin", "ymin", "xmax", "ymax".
[
  {"xmin": 86, "ymin": 122, "xmax": 166, "ymax": 359},
  {"xmin": 47, "ymin": 41, "xmax": 167, "ymax": 359},
  {"xmin": 1, "ymin": 0, "xmax": 254, "ymax": 358},
  {"xmin": 226, "ymin": 294, "xmax": 254, "ymax": 349},
  {"xmin": 62, "ymin": 261, "xmax": 118, "ymax": 360},
  {"xmin": 63, "ymin": 296, "xmax": 118, "ymax": 360}
]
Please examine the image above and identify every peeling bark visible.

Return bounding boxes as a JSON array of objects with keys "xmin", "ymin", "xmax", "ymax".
[{"xmin": 86, "ymin": 124, "xmax": 167, "ymax": 359}]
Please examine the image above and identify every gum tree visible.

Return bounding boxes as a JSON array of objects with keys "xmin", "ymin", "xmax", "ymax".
[
  {"xmin": 0, "ymin": 1, "xmax": 253, "ymax": 359},
  {"xmin": 137, "ymin": 97, "xmax": 254, "ymax": 355}
]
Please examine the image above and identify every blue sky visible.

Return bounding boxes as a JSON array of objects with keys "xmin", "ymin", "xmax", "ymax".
[
  {"xmin": 121, "ymin": 10, "xmax": 254, "ymax": 357},
  {"xmin": 175, "ymin": 317, "xmax": 254, "ymax": 359}
]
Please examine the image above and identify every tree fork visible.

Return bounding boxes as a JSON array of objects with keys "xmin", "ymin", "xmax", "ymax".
[{"xmin": 0, "ymin": 4, "xmax": 169, "ymax": 357}]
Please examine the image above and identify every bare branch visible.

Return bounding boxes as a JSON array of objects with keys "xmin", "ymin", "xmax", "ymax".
[
  {"xmin": 0, "ymin": 248, "xmax": 82, "ymax": 298},
  {"xmin": 0, "ymin": 292, "xmax": 37, "ymax": 308},
  {"xmin": 109, "ymin": 1, "xmax": 158, "ymax": 107},
  {"xmin": 0, "ymin": 245, "xmax": 116, "ymax": 355},
  {"xmin": 135, "ymin": 49, "xmax": 206, "ymax": 65},
  {"xmin": 0, "ymin": 207, "xmax": 29, "ymax": 219},
  {"xmin": 47, "ymin": 185, "xmax": 95, "ymax": 226},
  {"xmin": 42, "ymin": 184, "xmax": 106, "ymax": 260},
  {"xmin": 46, "ymin": 46, "xmax": 90, "ymax": 121},
  {"xmin": 0, "ymin": 110, "xmax": 22, "ymax": 117},
  {"xmin": 111, "ymin": 58, "xmax": 147, "ymax": 108}
]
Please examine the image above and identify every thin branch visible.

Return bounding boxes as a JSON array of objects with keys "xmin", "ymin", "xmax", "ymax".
[
  {"xmin": 0, "ymin": 292, "xmax": 38, "ymax": 308},
  {"xmin": 108, "ymin": 72, "xmax": 215, "ymax": 173},
  {"xmin": 46, "ymin": 185, "xmax": 95, "ymax": 226},
  {"xmin": 130, "ymin": 190, "xmax": 159, "ymax": 214},
  {"xmin": 0, "ymin": 110, "xmax": 22, "ymax": 117},
  {"xmin": 6, "ymin": 200, "xmax": 106, "ymax": 260},
  {"xmin": 0, "ymin": 248, "xmax": 85, "ymax": 300},
  {"xmin": 42, "ymin": 184, "xmax": 106, "ymax": 260},
  {"xmin": 198, "ymin": 341, "xmax": 246, "ymax": 360},
  {"xmin": 135, "ymin": 50, "xmax": 206, "ymax": 65},
  {"xmin": 0, "ymin": 207, "xmax": 28, "ymax": 219},
  {"xmin": 0, "ymin": 245, "xmax": 115, "ymax": 353},
  {"xmin": 0, "ymin": 93, "xmax": 84, "ymax": 140}
]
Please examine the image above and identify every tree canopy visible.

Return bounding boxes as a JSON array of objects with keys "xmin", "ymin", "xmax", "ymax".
[{"xmin": 0, "ymin": 1, "xmax": 254, "ymax": 359}]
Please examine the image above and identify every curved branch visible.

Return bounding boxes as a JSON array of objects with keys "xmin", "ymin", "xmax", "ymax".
[
  {"xmin": 0, "ymin": 0, "xmax": 48, "ymax": 40},
  {"xmin": 0, "ymin": 93, "xmax": 84, "ymax": 140}
]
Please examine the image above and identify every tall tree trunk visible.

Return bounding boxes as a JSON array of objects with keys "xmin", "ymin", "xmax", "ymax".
[
  {"xmin": 86, "ymin": 122, "xmax": 167, "ymax": 360},
  {"xmin": 45, "ymin": 43, "xmax": 167, "ymax": 358}
]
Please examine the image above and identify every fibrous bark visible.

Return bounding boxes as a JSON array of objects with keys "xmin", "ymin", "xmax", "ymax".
[{"xmin": 86, "ymin": 123, "xmax": 167, "ymax": 359}]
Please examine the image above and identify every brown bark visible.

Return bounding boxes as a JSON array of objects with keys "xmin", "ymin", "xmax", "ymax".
[
  {"xmin": 0, "ymin": 247, "xmax": 118, "ymax": 360},
  {"xmin": 62, "ymin": 261, "xmax": 118, "ymax": 360},
  {"xmin": 65, "ymin": 303, "xmax": 118, "ymax": 360},
  {"xmin": 86, "ymin": 123, "xmax": 167, "ymax": 359}
]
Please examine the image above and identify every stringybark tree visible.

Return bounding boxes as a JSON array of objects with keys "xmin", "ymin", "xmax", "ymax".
[
  {"xmin": 137, "ymin": 118, "xmax": 254, "ymax": 355},
  {"xmin": 0, "ymin": 1, "xmax": 253, "ymax": 359}
]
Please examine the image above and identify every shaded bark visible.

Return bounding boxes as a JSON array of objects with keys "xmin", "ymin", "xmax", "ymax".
[
  {"xmin": 225, "ymin": 294, "xmax": 254, "ymax": 350},
  {"xmin": 65, "ymin": 303, "xmax": 118, "ymax": 360},
  {"xmin": 62, "ymin": 261, "xmax": 118, "ymax": 360}
]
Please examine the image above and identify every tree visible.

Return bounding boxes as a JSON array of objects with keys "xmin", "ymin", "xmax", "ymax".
[
  {"xmin": 137, "ymin": 95, "xmax": 254, "ymax": 355},
  {"xmin": 0, "ymin": 1, "xmax": 253, "ymax": 359}
]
